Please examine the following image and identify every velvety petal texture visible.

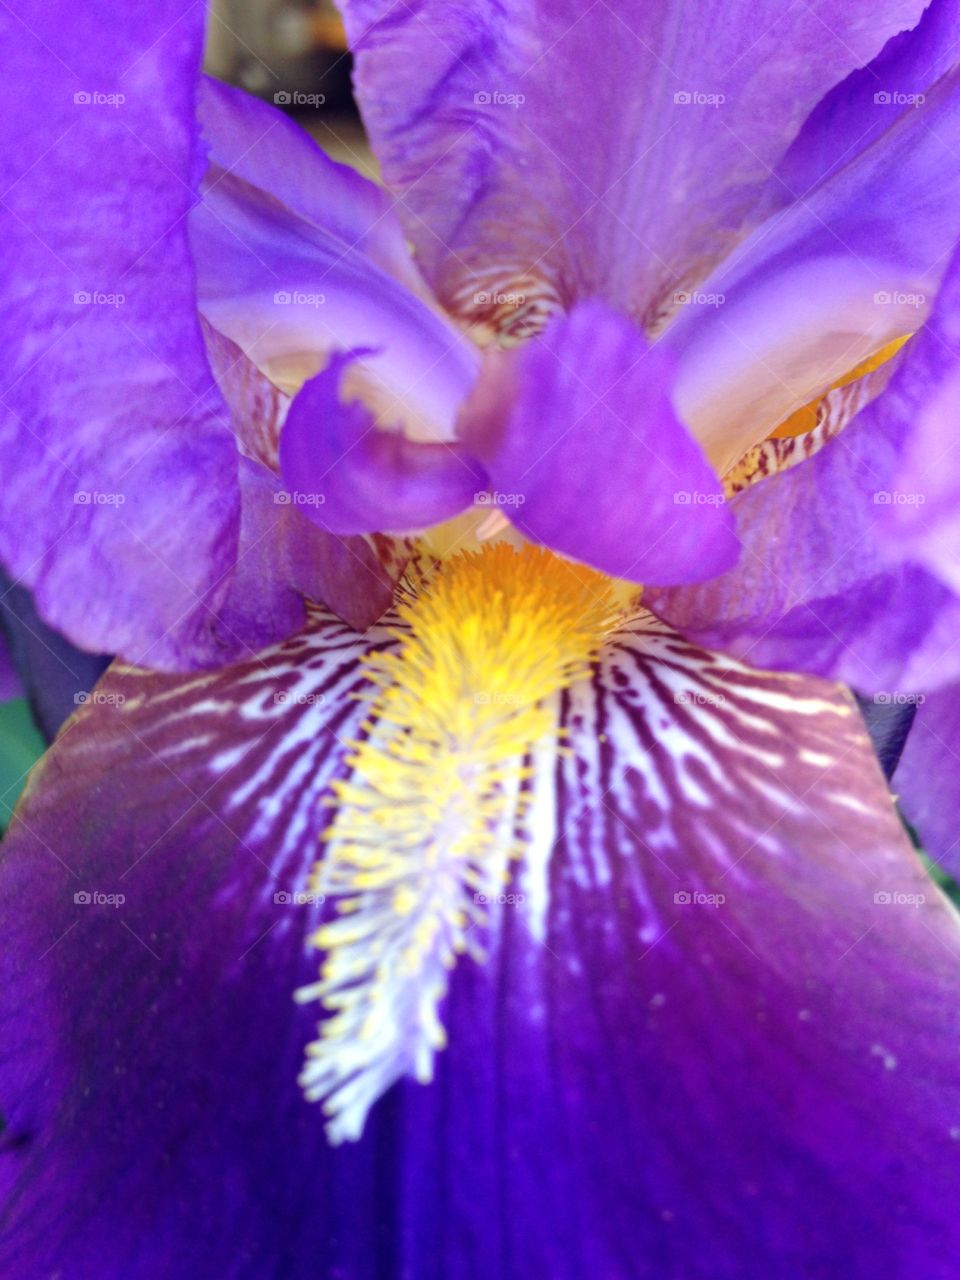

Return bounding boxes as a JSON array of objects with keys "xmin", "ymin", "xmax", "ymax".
[
  {"xmin": 0, "ymin": 1, "xmax": 242, "ymax": 667},
  {"xmin": 649, "ymin": 246, "xmax": 960, "ymax": 693},
  {"xmin": 2, "ymin": 606, "xmax": 959, "ymax": 1278},
  {"xmin": 340, "ymin": 0, "xmax": 929, "ymax": 332},
  {"xmin": 460, "ymin": 302, "xmax": 738, "ymax": 583}
]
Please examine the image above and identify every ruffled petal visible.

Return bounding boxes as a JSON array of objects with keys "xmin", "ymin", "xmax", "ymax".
[
  {"xmin": 649, "ymin": 244, "xmax": 960, "ymax": 692},
  {"xmin": 666, "ymin": 67, "xmax": 960, "ymax": 470},
  {"xmin": 202, "ymin": 323, "xmax": 397, "ymax": 630},
  {"xmin": 340, "ymin": 0, "xmax": 929, "ymax": 330},
  {"xmin": 3, "ymin": 602, "xmax": 959, "ymax": 1278},
  {"xmin": 459, "ymin": 302, "xmax": 738, "ymax": 582},
  {"xmin": 198, "ymin": 75, "xmax": 427, "ymax": 297},
  {"xmin": 0, "ymin": 1, "xmax": 243, "ymax": 668}
]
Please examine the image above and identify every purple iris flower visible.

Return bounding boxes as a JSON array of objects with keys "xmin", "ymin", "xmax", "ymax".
[{"xmin": 4, "ymin": 0, "xmax": 960, "ymax": 1276}]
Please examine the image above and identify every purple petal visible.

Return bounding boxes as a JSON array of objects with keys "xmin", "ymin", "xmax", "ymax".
[
  {"xmin": 0, "ymin": 615, "xmax": 401, "ymax": 1276},
  {"xmin": 3, "ymin": 608, "xmax": 960, "ymax": 1276},
  {"xmin": 202, "ymin": 323, "xmax": 396, "ymax": 631},
  {"xmin": 199, "ymin": 75, "xmax": 426, "ymax": 296},
  {"xmin": 279, "ymin": 354, "xmax": 485, "ymax": 535},
  {"xmin": 460, "ymin": 302, "xmax": 738, "ymax": 583},
  {"xmin": 773, "ymin": 0, "xmax": 960, "ymax": 202},
  {"xmin": 894, "ymin": 681, "xmax": 960, "ymax": 878},
  {"xmin": 341, "ymin": 0, "xmax": 929, "ymax": 331},
  {"xmin": 191, "ymin": 81, "xmax": 478, "ymax": 442},
  {"xmin": 0, "ymin": 1, "xmax": 243, "ymax": 668},
  {"xmin": 665, "ymin": 67, "xmax": 960, "ymax": 471},
  {"xmin": 649, "ymin": 244, "xmax": 960, "ymax": 691}
]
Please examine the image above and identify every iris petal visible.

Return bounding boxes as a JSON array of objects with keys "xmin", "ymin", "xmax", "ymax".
[
  {"xmin": 460, "ymin": 302, "xmax": 739, "ymax": 583},
  {"xmin": 340, "ymin": 0, "xmax": 929, "ymax": 330},
  {"xmin": 2, "ymin": 602, "xmax": 959, "ymax": 1277}
]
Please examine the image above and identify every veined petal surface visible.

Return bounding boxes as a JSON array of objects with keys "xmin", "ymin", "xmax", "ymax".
[
  {"xmin": 1, "ymin": 600, "xmax": 959, "ymax": 1277},
  {"xmin": 339, "ymin": 0, "xmax": 929, "ymax": 333}
]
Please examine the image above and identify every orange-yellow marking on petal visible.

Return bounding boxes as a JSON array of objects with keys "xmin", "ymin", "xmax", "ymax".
[{"xmin": 771, "ymin": 334, "xmax": 911, "ymax": 438}]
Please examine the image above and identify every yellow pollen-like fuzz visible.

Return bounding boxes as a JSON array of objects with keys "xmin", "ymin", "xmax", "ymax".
[{"xmin": 295, "ymin": 543, "xmax": 618, "ymax": 1142}]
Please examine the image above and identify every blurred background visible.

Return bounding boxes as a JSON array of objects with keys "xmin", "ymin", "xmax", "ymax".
[
  {"xmin": 0, "ymin": 0, "xmax": 371, "ymax": 831},
  {"xmin": 205, "ymin": 0, "xmax": 373, "ymax": 168}
]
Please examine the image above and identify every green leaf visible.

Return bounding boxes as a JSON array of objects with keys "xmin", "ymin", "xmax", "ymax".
[{"xmin": 0, "ymin": 698, "xmax": 46, "ymax": 833}]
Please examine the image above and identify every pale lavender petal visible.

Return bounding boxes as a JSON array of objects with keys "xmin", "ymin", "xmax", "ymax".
[
  {"xmin": 666, "ymin": 68, "xmax": 960, "ymax": 471},
  {"xmin": 649, "ymin": 245, "xmax": 960, "ymax": 692},
  {"xmin": 773, "ymin": 0, "xmax": 960, "ymax": 203},
  {"xmin": 191, "ymin": 84, "xmax": 478, "ymax": 443}
]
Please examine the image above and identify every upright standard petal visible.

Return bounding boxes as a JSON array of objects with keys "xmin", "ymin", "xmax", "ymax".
[
  {"xmin": 2, "ymin": 558, "xmax": 960, "ymax": 1278},
  {"xmin": 0, "ymin": 1, "xmax": 242, "ymax": 667},
  {"xmin": 339, "ymin": 0, "xmax": 929, "ymax": 332}
]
